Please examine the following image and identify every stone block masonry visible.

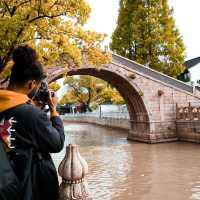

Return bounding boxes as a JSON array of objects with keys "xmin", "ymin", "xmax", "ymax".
[{"xmin": 46, "ymin": 54, "xmax": 200, "ymax": 144}]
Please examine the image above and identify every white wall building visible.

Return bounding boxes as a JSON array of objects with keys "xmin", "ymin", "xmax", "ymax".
[
  {"xmin": 189, "ymin": 65, "xmax": 200, "ymax": 84},
  {"xmin": 181, "ymin": 57, "xmax": 200, "ymax": 87}
]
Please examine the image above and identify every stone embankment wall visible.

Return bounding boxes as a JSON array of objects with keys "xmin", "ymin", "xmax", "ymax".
[
  {"xmin": 62, "ymin": 116, "xmax": 131, "ymax": 131},
  {"xmin": 176, "ymin": 121, "xmax": 200, "ymax": 143}
]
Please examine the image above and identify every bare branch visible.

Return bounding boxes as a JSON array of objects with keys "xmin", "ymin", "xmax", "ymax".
[
  {"xmin": 3, "ymin": 1, "xmax": 12, "ymax": 16},
  {"xmin": 38, "ymin": 0, "xmax": 42, "ymax": 16},
  {"xmin": 28, "ymin": 13, "xmax": 64, "ymax": 23},
  {"xmin": 2, "ymin": 0, "xmax": 30, "ymax": 17}
]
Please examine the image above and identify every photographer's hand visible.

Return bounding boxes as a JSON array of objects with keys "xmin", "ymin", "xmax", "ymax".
[{"xmin": 48, "ymin": 91, "xmax": 59, "ymax": 117}]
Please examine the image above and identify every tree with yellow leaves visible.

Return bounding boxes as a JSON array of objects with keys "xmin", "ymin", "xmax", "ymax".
[
  {"xmin": 111, "ymin": 0, "xmax": 185, "ymax": 77},
  {"xmin": 59, "ymin": 75, "xmax": 125, "ymax": 108},
  {"xmin": 49, "ymin": 81, "xmax": 60, "ymax": 92},
  {"xmin": 0, "ymin": 0, "xmax": 111, "ymax": 79}
]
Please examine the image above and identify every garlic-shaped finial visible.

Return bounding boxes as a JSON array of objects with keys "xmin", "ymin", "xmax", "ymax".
[
  {"xmin": 58, "ymin": 144, "xmax": 88, "ymax": 181},
  {"xmin": 58, "ymin": 144, "xmax": 92, "ymax": 200}
]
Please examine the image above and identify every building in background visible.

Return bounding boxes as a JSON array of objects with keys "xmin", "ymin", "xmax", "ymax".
[{"xmin": 178, "ymin": 57, "xmax": 200, "ymax": 86}]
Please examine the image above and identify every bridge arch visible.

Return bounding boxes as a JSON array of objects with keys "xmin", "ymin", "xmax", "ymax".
[
  {"xmin": 47, "ymin": 53, "xmax": 200, "ymax": 143},
  {"xmin": 48, "ymin": 66, "xmax": 150, "ymax": 140}
]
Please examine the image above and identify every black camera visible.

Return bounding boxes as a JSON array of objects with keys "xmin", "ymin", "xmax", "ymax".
[{"xmin": 33, "ymin": 81, "xmax": 54, "ymax": 103}]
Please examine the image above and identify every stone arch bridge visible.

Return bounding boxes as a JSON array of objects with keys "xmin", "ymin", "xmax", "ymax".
[{"xmin": 47, "ymin": 54, "xmax": 200, "ymax": 143}]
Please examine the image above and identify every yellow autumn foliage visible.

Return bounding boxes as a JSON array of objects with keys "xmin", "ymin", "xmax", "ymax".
[{"xmin": 0, "ymin": 0, "xmax": 111, "ymax": 79}]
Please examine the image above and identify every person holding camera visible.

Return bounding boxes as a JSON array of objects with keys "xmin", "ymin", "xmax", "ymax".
[{"xmin": 0, "ymin": 45, "xmax": 65, "ymax": 200}]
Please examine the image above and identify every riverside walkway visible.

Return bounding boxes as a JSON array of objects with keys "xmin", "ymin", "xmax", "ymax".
[{"xmin": 61, "ymin": 111, "xmax": 131, "ymax": 130}]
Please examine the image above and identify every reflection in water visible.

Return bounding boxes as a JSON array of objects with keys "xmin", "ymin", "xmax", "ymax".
[{"xmin": 52, "ymin": 123, "xmax": 200, "ymax": 200}]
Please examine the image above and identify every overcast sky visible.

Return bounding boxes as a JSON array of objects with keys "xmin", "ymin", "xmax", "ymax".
[{"xmin": 85, "ymin": 0, "xmax": 200, "ymax": 60}]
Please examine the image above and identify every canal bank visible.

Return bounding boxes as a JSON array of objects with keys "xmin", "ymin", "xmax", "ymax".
[{"xmin": 62, "ymin": 116, "xmax": 131, "ymax": 130}]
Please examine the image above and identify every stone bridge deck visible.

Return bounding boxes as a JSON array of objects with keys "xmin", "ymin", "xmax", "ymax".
[
  {"xmin": 47, "ymin": 54, "xmax": 200, "ymax": 143},
  {"xmin": 112, "ymin": 54, "xmax": 195, "ymax": 94},
  {"xmin": 48, "ymin": 54, "xmax": 198, "ymax": 96}
]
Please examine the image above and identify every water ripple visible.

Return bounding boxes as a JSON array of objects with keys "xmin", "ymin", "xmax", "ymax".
[{"xmin": 52, "ymin": 123, "xmax": 200, "ymax": 200}]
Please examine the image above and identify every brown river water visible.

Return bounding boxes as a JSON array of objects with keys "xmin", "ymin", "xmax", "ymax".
[{"xmin": 52, "ymin": 122, "xmax": 200, "ymax": 200}]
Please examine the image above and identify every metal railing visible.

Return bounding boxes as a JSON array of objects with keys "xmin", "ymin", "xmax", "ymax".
[{"xmin": 61, "ymin": 111, "xmax": 130, "ymax": 120}]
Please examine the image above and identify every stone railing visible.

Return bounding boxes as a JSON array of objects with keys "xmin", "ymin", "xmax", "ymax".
[
  {"xmin": 176, "ymin": 103, "xmax": 200, "ymax": 143},
  {"xmin": 176, "ymin": 103, "xmax": 200, "ymax": 121}
]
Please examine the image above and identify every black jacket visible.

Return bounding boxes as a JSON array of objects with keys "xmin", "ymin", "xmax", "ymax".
[{"xmin": 0, "ymin": 102, "xmax": 65, "ymax": 200}]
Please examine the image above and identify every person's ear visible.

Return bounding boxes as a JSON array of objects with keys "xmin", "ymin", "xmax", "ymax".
[{"xmin": 27, "ymin": 80, "xmax": 37, "ymax": 90}]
